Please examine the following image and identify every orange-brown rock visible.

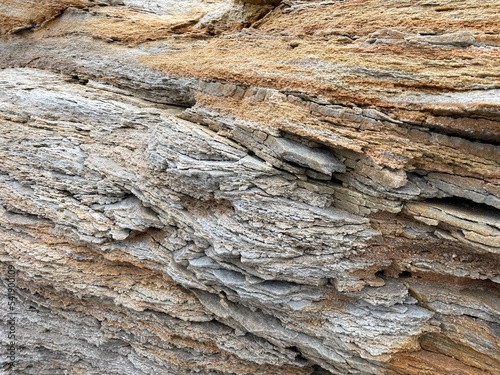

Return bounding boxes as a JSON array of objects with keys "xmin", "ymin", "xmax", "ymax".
[{"xmin": 0, "ymin": 1, "xmax": 499, "ymax": 374}]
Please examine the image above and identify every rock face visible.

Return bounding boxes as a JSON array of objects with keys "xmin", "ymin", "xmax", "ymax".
[{"xmin": 0, "ymin": 1, "xmax": 499, "ymax": 374}]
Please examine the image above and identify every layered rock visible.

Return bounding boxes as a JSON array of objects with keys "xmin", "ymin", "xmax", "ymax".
[{"xmin": 0, "ymin": 1, "xmax": 499, "ymax": 374}]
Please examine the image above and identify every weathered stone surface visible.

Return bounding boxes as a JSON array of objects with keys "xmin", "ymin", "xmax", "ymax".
[{"xmin": 0, "ymin": 0, "xmax": 499, "ymax": 374}]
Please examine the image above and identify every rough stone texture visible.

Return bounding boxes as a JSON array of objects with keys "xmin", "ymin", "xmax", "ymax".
[{"xmin": 0, "ymin": 0, "xmax": 499, "ymax": 374}]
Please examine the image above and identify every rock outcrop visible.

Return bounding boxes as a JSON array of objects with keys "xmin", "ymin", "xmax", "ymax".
[{"xmin": 0, "ymin": 1, "xmax": 499, "ymax": 374}]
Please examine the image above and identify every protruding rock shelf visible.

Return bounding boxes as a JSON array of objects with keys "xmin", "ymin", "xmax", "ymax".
[{"xmin": 0, "ymin": 1, "xmax": 499, "ymax": 374}]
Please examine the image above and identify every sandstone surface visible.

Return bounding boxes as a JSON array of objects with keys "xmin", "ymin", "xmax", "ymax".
[{"xmin": 0, "ymin": 1, "xmax": 499, "ymax": 374}]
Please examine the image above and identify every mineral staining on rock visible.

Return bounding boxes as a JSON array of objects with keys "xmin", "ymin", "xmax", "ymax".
[{"xmin": 0, "ymin": 0, "xmax": 499, "ymax": 374}]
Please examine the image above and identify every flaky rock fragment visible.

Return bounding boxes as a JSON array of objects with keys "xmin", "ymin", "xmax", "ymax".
[{"xmin": 0, "ymin": 0, "xmax": 499, "ymax": 374}]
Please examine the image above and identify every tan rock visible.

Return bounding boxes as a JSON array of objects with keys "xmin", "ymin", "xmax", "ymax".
[{"xmin": 0, "ymin": 0, "xmax": 499, "ymax": 374}]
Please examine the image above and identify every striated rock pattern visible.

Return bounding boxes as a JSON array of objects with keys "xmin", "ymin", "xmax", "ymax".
[{"xmin": 0, "ymin": 0, "xmax": 499, "ymax": 374}]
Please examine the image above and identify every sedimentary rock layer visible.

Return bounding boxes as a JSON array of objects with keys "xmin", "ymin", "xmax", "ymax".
[{"xmin": 0, "ymin": 1, "xmax": 499, "ymax": 374}]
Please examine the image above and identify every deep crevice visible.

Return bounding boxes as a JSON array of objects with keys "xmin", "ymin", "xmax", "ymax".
[
  {"xmin": 375, "ymin": 270, "xmax": 386, "ymax": 278},
  {"xmin": 286, "ymin": 346, "xmax": 308, "ymax": 362},
  {"xmin": 423, "ymin": 197, "xmax": 500, "ymax": 218},
  {"xmin": 311, "ymin": 364, "xmax": 335, "ymax": 375},
  {"xmin": 398, "ymin": 271, "xmax": 412, "ymax": 278}
]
